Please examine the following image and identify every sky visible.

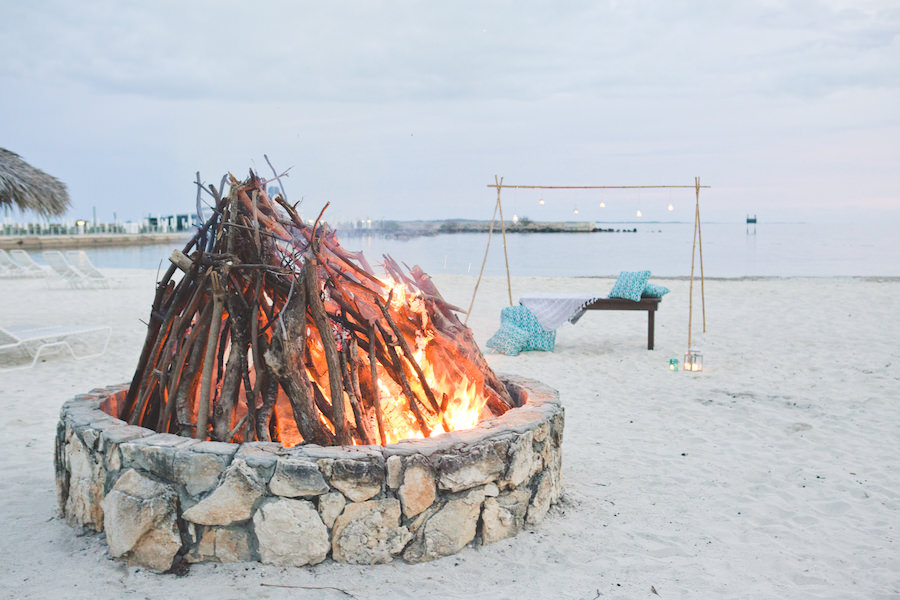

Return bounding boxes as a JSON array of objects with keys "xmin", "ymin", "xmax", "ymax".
[{"xmin": 1, "ymin": 0, "xmax": 898, "ymax": 225}]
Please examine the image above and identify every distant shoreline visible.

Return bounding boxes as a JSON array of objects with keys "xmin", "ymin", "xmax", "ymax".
[
  {"xmin": 335, "ymin": 219, "xmax": 639, "ymax": 238},
  {"xmin": 0, "ymin": 232, "xmax": 190, "ymax": 250},
  {"xmin": 0, "ymin": 222, "xmax": 640, "ymax": 249}
]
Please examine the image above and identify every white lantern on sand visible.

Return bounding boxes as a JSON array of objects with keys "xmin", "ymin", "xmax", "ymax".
[{"xmin": 683, "ymin": 348, "xmax": 703, "ymax": 372}]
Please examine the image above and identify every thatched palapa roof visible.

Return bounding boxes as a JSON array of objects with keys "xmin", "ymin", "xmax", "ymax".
[{"xmin": 0, "ymin": 148, "xmax": 71, "ymax": 217}]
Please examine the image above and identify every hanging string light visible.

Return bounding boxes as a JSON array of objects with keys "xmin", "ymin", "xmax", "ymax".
[
  {"xmin": 599, "ymin": 201, "xmax": 606, "ymax": 208},
  {"xmin": 667, "ymin": 203, "xmax": 675, "ymax": 212},
  {"xmin": 636, "ymin": 209, "xmax": 642, "ymax": 218}
]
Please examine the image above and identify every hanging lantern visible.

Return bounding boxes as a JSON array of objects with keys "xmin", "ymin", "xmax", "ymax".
[
  {"xmin": 667, "ymin": 203, "xmax": 675, "ymax": 211},
  {"xmin": 669, "ymin": 358, "xmax": 679, "ymax": 371},
  {"xmin": 683, "ymin": 348, "xmax": 703, "ymax": 372},
  {"xmin": 573, "ymin": 208, "xmax": 579, "ymax": 215},
  {"xmin": 636, "ymin": 209, "xmax": 642, "ymax": 218},
  {"xmin": 512, "ymin": 214, "xmax": 519, "ymax": 223},
  {"xmin": 538, "ymin": 198, "xmax": 545, "ymax": 206},
  {"xmin": 599, "ymin": 201, "xmax": 606, "ymax": 208}
]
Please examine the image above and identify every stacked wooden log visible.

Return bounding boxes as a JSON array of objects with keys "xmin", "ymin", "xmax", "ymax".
[{"xmin": 119, "ymin": 172, "xmax": 515, "ymax": 446}]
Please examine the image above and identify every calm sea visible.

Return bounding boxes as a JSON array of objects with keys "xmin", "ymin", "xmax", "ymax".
[{"xmin": 74, "ymin": 220, "xmax": 899, "ymax": 278}]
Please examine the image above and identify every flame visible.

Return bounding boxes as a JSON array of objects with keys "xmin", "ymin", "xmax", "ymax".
[
  {"xmin": 375, "ymin": 274, "xmax": 487, "ymax": 444},
  {"xmin": 378, "ymin": 377, "xmax": 425, "ymax": 443},
  {"xmin": 214, "ymin": 272, "xmax": 491, "ymax": 447}
]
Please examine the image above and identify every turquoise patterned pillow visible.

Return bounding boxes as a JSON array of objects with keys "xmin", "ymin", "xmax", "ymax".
[
  {"xmin": 503, "ymin": 305, "xmax": 556, "ymax": 352},
  {"xmin": 610, "ymin": 270, "xmax": 651, "ymax": 301},
  {"xmin": 642, "ymin": 282, "xmax": 670, "ymax": 298},
  {"xmin": 486, "ymin": 305, "xmax": 556, "ymax": 355},
  {"xmin": 486, "ymin": 323, "xmax": 530, "ymax": 356}
]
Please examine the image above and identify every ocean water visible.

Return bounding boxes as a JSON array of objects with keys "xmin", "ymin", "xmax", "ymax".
[{"xmin": 72, "ymin": 220, "xmax": 899, "ymax": 278}]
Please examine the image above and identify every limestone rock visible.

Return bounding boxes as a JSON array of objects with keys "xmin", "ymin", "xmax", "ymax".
[
  {"xmin": 481, "ymin": 488, "xmax": 531, "ymax": 544},
  {"xmin": 186, "ymin": 526, "xmax": 252, "ymax": 563},
  {"xmin": 436, "ymin": 440, "xmax": 507, "ymax": 492},
  {"xmin": 253, "ymin": 498, "xmax": 330, "ymax": 566},
  {"xmin": 269, "ymin": 457, "xmax": 329, "ymax": 497},
  {"xmin": 327, "ymin": 457, "xmax": 384, "ymax": 502},
  {"xmin": 174, "ymin": 451, "xmax": 228, "ymax": 497},
  {"xmin": 398, "ymin": 460, "xmax": 436, "ymax": 518},
  {"xmin": 526, "ymin": 472, "xmax": 553, "ymax": 526},
  {"xmin": 332, "ymin": 499, "xmax": 411, "ymax": 564},
  {"xmin": 100, "ymin": 469, "xmax": 181, "ymax": 572},
  {"xmin": 64, "ymin": 433, "xmax": 106, "ymax": 530},
  {"xmin": 550, "ymin": 412, "xmax": 565, "ymax": 445},
  {"xmin": 97, "ymin": 425, "xmax": 148, "ymax": 472},
  {"xmin": 403, "ymin": 487, "xmax": 485, "ymax": 562},
  {"xmin": 234, "ymin": 443, "xmax": 280, "ymax": 483},
  {"xmin": 182, "ymin": 459, "xmax": 264, "ymax": 526},
  {"xmin": 386, "ymin": 455, "xmax": 403, "ymax": 490},
  {"xmin": 539, "ymin": 442, "xmax": 563, "ymax": 503},
  {"xmin": 118, "ymin": 433, "xmax": 197, "ymax": 482},
  {"xmin": 318, "ymin": 492, "xmax": 346, "ymax": 528},
  {"xmin": 55, "ymin": 422, "xmax": 70, "ymax": 515},
  {"xmin": 502, "ymin": 431, "xmax": 536, "ymax": 488}
]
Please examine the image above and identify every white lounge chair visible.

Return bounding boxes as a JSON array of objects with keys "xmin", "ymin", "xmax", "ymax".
[
  {"xmin": 0, "ymin": 324, "xmax": 111, "ymax": 370},
  {"xmin": 65, "ymin": 251, "xmax": 111, "ymax": 287},
  {"xmin": 43, "ymin": 250, "xmax": 109, "ymax": 288},
  {"xmin": 9, "ymin": 250, "xmax": 48, "ymax": 277},
  {"xmin": 0, "ymin": 249, "xmax": 44, "ymax": 278}
]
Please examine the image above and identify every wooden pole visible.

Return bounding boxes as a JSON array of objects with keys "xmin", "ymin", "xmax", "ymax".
[
  {"xmin": 495, "ymin": 176, "xmax": 513, "ymax": 306},
  {"xmin": 696, "ymin": 176, "xmax": 706, "ymax": 333},
  {"xmin": 688, "ymin": 178, "xmax": 702, "ymax": 349},
  {"xmin": 487, "ymin": 184, "xmax": 711, "ymax": 190},
  {"xmin": 465, "ymin": 184, "xmax": 501, "ymax": 325}
]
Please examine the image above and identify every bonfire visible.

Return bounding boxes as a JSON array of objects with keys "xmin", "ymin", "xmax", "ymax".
[{"xmin": 118, "ymin": 171, "xmax": 515, "ymax": 447}]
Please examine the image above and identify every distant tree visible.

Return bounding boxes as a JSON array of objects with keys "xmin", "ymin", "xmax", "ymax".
[{"xmin": 518, "ymin": 216, "xmax": 532, "ymax": 226}]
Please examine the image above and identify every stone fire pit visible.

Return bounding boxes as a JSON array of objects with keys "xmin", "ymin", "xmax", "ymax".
[{"xmin": 55, "ymin": 375, "xmax": 563, "ymax": 570}]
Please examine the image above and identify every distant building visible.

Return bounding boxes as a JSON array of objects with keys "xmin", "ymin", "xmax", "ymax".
[{"xmin": 145, "ymin": 214, "xmax": 193, "ymax": 232}]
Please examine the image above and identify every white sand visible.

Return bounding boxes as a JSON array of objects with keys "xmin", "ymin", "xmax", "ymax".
[{"xmin": 1, "ymin": 271, "xmax": 898, "ymax": 599}]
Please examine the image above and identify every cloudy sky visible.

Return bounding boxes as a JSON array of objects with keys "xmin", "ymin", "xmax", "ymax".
[{"xmin": 1, "ymin": 0, "xmax": 898, "ymax": 224}]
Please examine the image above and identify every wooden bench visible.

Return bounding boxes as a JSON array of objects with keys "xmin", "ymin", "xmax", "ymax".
[{"xmin": 583, "ymin": 296, "xmax": 661, "ymax": 350}]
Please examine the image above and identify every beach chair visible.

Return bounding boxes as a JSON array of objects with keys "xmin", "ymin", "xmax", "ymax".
[
  {"xmin": 43, "ymin": 250, "xmax": 109, "ymax": 288},
  {"xmin": 0, "ymin": 249, "xmax": 44, "ymax": 278},
  {"xmin": 0, "ymin": 323, "xmax": 111, "ymax": 370},
  {"xmin": 9, "ymin": 250, "xmax": 48, "ymax": 277},
  {"xmin": 43, "ymin": 250, "xmax": 86, "ymax": 287},
  {"xmin": 65, "ymin": 250, "xmax": 111, "ymax": 288}
]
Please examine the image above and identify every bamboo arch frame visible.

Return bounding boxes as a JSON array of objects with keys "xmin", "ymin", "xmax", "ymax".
[{"xmin": 465, "ymin": 176, "xmax": 710, "ymax": 350}]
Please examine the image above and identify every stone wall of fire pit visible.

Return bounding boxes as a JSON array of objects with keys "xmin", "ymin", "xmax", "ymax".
[{"xmin": 55, "ymin": 375, "xmax": 563, "ymax": 571}]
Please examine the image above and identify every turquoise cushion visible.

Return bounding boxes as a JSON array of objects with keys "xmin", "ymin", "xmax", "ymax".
[
  {"xmin": 642, "ymin": 282, "xmax": 670, "ymax": 298},
  {"xmin": 486, "ymin": 305, "xmax": 556, "ymax": 354},
  {"xmin": 486, "ymin": 323, "xmax": 530, "ymax": 356},
  {"xmin": 610, "ymin": 270, "xmax": 651, "ymax": 301}
]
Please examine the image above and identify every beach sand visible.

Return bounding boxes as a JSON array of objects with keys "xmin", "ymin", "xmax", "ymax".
[{"xmin": 1, "ymin": 271, "xmax": 897, "ymax": 599}]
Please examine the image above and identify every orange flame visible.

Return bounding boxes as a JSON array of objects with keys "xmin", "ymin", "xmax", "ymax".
[
  {"xmin": 207, "ymin": 273, "xmax": 490, "ymax": 447},
  {"xmin": 376, "ymin": 274, "xmax": 487, "ymax": 443}
]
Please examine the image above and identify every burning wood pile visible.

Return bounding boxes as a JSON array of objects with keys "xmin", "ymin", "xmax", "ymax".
[{"xmin": 119, "ymin": 172, "xmax": 515, "ymax": 447}]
